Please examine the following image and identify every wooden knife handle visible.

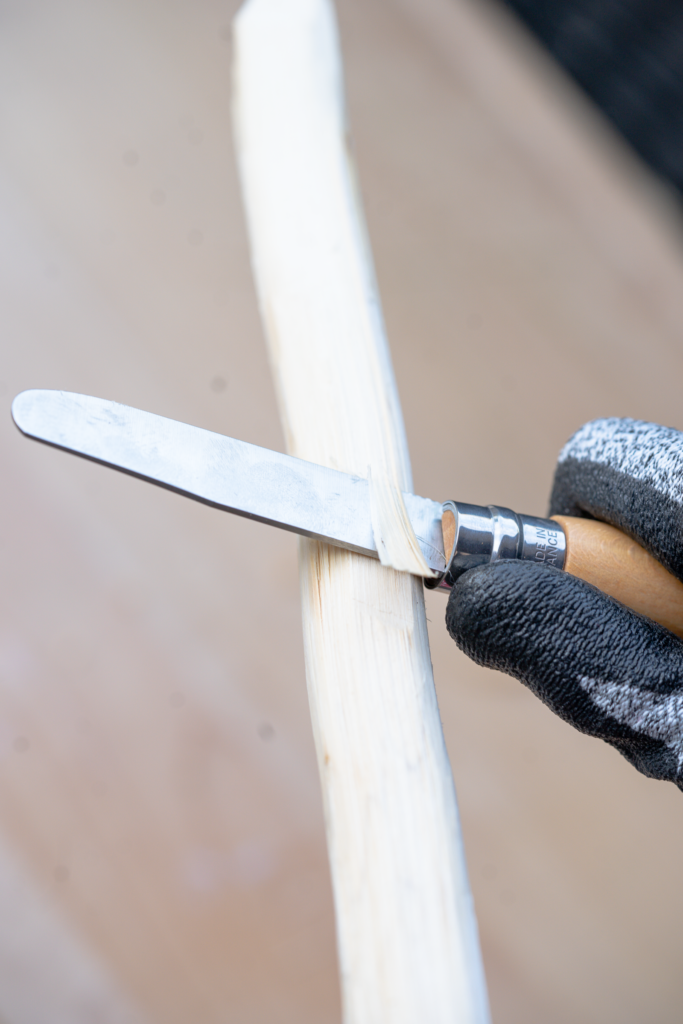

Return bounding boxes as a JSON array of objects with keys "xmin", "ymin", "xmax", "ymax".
[{"xmin": 552, "ymin": 515, "xmax": 683, "ymax": 639}]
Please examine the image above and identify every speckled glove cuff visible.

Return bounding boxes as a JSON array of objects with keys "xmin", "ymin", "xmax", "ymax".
[{"xmin": 550, "ymin": 417, "xmax": 683, "ymax": 581}]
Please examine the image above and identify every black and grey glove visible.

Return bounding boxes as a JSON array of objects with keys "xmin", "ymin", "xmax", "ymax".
[{"xmin": 446, "ymin": 418, "xmax": 683, "ymax": 790}]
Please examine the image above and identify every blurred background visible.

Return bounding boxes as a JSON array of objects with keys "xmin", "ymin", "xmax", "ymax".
[{"xmin": 2, "ymin": 0, "xmax": 683, "ymax": 1021}]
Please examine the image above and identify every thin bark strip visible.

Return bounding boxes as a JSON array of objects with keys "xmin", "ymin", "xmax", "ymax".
[{"xmin": 233, "ymin": 1, "xmax": 490, "ymax": 1019}]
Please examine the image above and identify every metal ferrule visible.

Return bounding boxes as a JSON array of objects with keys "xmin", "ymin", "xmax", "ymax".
[{"xmin": 425, "ymin": 501, "xmax": 566, "ymax": 592}]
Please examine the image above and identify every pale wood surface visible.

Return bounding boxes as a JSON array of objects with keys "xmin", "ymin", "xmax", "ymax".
[
  {"xmin": 233, "ymin": 2, "xmax": 488, "ymax": 1020},
  {"xmin": 555, "ymin": 516, "xmax": 683, "ymax": 639},
  {"xmin": 1, "ymin": 0, "xmax": 683, "ymax": 1022}
]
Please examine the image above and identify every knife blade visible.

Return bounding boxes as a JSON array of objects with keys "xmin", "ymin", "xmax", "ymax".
[
  {"xmin": 11, "ymin": 389, "xmax": 447, "ymax": 575},
  {"xmin": 14, "ymin": 391, "xmax": 683, "ymax": 635}
]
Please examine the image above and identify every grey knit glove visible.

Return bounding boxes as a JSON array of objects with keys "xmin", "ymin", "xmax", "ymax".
[{"xmin": 446, "ymin": 418, "xmax": 683, "ymax": 790}]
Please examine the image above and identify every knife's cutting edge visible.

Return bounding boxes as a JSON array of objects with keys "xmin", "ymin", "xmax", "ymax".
[{"xmin": 12, "ymin": 390, "xmax": 447, "ymax": 575}]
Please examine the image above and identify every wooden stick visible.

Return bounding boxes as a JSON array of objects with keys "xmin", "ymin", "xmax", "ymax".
[{"xmin": 233, "ymin": 2, "xmax": 489, "ymax": 1020}]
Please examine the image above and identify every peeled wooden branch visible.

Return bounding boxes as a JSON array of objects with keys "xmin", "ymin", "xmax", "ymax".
[{"xmin": 233, "ymin": 1, "xmax": 490, "ymax": 1019}]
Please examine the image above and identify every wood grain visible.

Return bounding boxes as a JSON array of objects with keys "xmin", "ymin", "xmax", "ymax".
[
  {"xmin": 233, "ymin": 1, "xmax": 489, "ymax": 1020},
  {"xmin": 4, "ymin": 0, "xmax": 683, "ymax": 1019},
  {"xmin": 554, "ymin": 516, "xmax": 683, "ymax": 638}
]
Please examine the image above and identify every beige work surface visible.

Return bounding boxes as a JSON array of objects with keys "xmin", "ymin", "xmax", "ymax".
[{"xmin": 2, "ymin": 0, "xmax": 683, "ymax": 1021}]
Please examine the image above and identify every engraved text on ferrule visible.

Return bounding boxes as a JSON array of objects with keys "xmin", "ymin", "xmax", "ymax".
[{"xmin": 534, "ymin": 527, "xmax": 560, "ymax": 566}]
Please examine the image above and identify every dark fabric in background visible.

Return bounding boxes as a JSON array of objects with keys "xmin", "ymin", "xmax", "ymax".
[{"xmin": 498, "ymin": 0, "xmax": 683, "ymax": 196}]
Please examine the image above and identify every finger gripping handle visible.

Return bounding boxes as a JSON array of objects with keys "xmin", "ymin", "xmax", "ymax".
[{"xmin": 431, "ymin": 502, "xmax": 683, "ymax": 639}]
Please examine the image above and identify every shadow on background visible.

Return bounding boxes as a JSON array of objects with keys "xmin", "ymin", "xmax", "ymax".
[{"xmin": 500, "ymin": 0, "xmax": 683, "ymax": 197}]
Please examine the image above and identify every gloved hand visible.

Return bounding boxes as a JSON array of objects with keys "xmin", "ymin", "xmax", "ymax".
[{"xmin": 446, "ymin": 417, "xmax": 683, "ymax": 790}]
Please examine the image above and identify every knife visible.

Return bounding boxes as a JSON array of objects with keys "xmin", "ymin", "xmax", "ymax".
[{"xmin": 11, "ymin": 390, "xmax": 683, "ymax": 629}]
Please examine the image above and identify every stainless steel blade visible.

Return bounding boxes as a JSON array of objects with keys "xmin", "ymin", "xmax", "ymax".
[{"xmin": 12, "ymin": 390, "xmax": 446, "ymax": 573}]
